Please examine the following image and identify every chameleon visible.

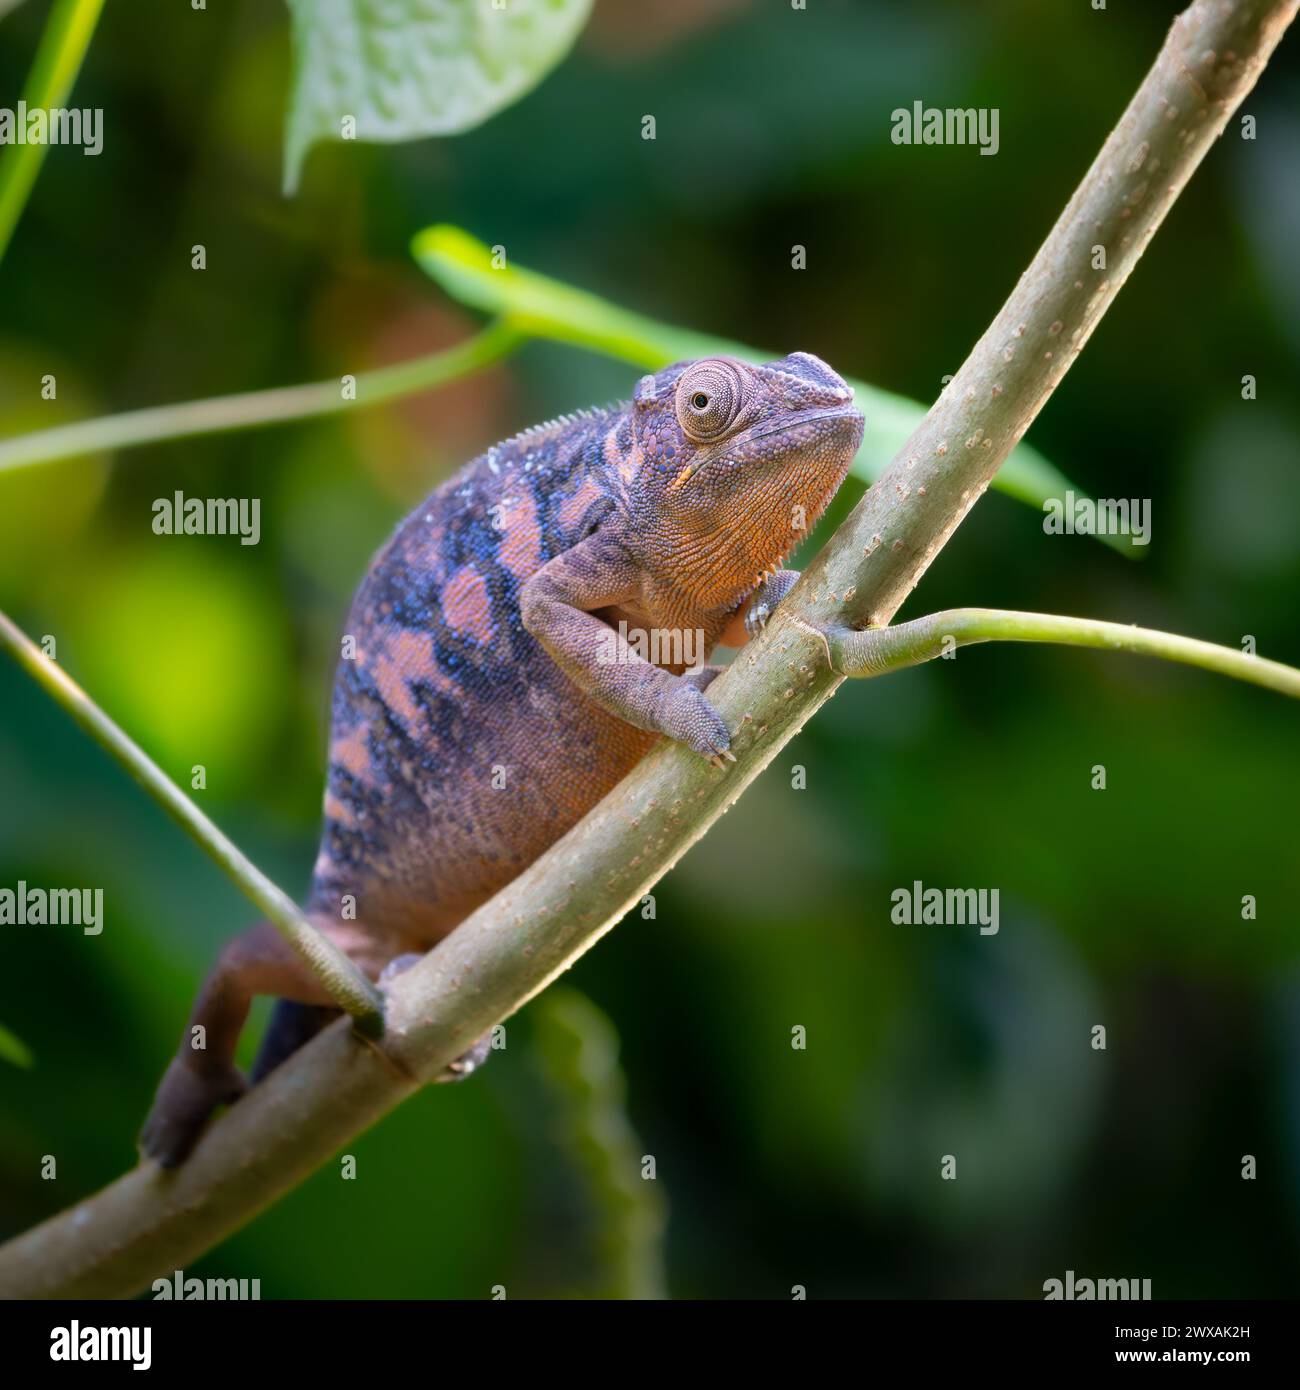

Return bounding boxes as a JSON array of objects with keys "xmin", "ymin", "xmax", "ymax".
[{"xmin": 139, "ymin": 350, "xmax": 864, "ymax": 1166}]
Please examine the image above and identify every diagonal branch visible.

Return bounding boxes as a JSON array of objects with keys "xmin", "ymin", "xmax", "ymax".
[{"xmin": 0, "ymin": 0, "xmax": 1293, "ymax": 1299}]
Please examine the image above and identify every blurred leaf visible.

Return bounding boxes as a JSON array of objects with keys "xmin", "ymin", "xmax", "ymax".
[
  {"xmin": 0, "ymin": 343, "xmax": 109, "ymax": 602},
  {"xmin": 863, "ymin": 922, "xmax": 1101, "ymax": 1240},
  {"xmin": 1234, "ymin": 104, "xmax": 1300, "ymax": 362},
  {"xmin": 531, "ymin": 989, "xmax": 666, "ymax": 1299},
  {"xmin": 1182, "ymin": 408, "xmax": 1300, "ymax": 580},
  {"xmin": 0, "ymin": 0, "xmax": 105, "ymax": 265},
  {"xmin": 0, "ymin": 1021, "xmax": 33, "ymax": 1068},
  {"xmin": 58, "ymin": 546, "xmax": 293, "ymax": 798},
  {"xmin": 283, "ymin": 0, "xmax": 594, "ymax": 193},
  {"xmin": 413, "ymin": 224, "xmax": 1130, "ymax": 550}
]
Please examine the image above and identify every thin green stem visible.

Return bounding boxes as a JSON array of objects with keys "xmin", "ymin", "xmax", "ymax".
[
  {"xmin": 0, "ymin": 318, "xmax": 525, "ymax": 473},
  {"xmin": 0, "ymin": 0, "xmax": 105, "ymax": 267},
  {"xmin": 827, "ymin": 608, "xmax": 1300, "ymax": 699},
  {"xmin": 0, "ymin": 608, "xmax": 383, "ymax": 1021}
]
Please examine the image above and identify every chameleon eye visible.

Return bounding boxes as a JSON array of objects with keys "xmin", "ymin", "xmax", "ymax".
[{"xmin": 676, "ymin": 361, "xmax": 741, "ymax": 442}]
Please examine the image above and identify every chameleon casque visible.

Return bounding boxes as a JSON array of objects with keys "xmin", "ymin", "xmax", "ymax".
[{"xmin": 140, "ymin": 350, "xmax": 865, "ymax": 1166}]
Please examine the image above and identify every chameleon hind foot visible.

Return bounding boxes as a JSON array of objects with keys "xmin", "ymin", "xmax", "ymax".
[
  {"xmin": 139, "ymin": 1057, "xmax": 246, "ymax": 1169},
  {"xmin": 140, "ymin": 919, "xmax": 344, "ymax": 1166},
  {"xmin": 379, "ymin": 953, "xmax": 493, "ymax": 1083}
]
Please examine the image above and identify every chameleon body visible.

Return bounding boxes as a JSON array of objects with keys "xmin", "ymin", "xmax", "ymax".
[{"xmin": 141, "ymin": 351, "xmax": 864, "ymax": 1165}]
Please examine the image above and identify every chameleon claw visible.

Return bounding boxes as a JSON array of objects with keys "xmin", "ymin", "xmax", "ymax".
[{"xmin": 721, "ymin": 749, "xmax": 737, "ymax": 763}]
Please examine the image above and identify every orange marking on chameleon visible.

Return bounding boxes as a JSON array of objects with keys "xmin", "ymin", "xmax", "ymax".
[
  {"xmin": 498, "ymin": 490, "xmax": 542, "ymax": 582},
  {"xmin": 556, "ymin": 473, "xmax": 606, "ymax": 533},
  {"xmin": 442, "ymin": 566, "xmax": 495, "ymax": 645},
  {"xmin": 371, "ymin": 628, "xmax": 434, "ymax": 735},
  {"xmin": 330, "ymin": 724, "xmax": 372, "ymax": 780},
  {"xmin": 323, "ymin": 790, "xmax": 355, "ymax": 826},
  {"xmin": 425, "ymin": 666, "xmax": 460, "ymax": 698}
]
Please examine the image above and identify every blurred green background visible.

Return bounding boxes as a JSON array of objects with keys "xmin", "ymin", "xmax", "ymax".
[{"xmin": 1, "ymin": 0, "xmax": 1298, "ymax": 1298}]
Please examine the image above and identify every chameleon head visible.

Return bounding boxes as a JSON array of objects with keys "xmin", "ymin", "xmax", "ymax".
[{"xmin": 628, "ymin": 351, "xmax": 865, "ymax": 610}]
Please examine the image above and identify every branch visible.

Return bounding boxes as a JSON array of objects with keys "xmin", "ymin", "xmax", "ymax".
[
  {"xmin": 0, "ymin": 320, "xmax": 524, "ymax": 474},
  {"xmin": 0, "ymin": 0, "xmax": 1293, "ymax": 1299},
  {"xmin": 0, "ymin": 0, "xmax": 104, "ymax": 266},
  {"xmin": 826, "ymin": 608, "xmax": 1300, "ymax": 699},
  {"xmin": 0, "ymin": 610, "xmax": 382, "ymax": 1022}
]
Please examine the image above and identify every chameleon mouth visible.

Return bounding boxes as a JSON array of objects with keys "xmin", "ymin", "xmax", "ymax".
[{"xmin": 739, "ymin": 402, "xmax": 862, "ymax": 444}]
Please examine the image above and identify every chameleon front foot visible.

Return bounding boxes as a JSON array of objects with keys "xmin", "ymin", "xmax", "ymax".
[
  {"xmin": 663, "ymin": 683, "xmax": 734, "ymax": 767},
  {"xmin": 744, "ymin": 569, "xmax": 801, "ymax": 640}
]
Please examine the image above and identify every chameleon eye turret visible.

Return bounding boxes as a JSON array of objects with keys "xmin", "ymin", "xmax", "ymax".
[{"xmin": 675, "ymin": 359, "xmax": 744, "ymax": 441}]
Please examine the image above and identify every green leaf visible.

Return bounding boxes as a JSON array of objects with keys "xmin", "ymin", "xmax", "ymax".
[
  {"xmin": 412, "ymin": 224, "xmax": 1134, "ymax": 552},
  {"xmin": 0, "ymin": 1022, "xmax": 33, "ymax": 1068},
  {"xmin": 283, "ymin": 0, "xmax": 594, "ymax": 194}
]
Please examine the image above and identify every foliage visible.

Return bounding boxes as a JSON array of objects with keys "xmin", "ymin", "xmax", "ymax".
[{"xmin": 284, "ymin": 0, "xmax": 593, "ymax": 192}]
